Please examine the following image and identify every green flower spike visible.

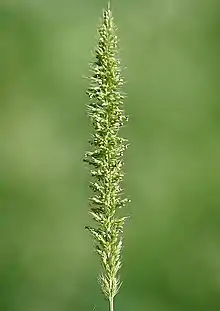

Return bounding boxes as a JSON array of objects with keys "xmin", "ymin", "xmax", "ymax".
[{"xmin": 84, "ymin": 3, "xmax": 130, "ymax": 311}]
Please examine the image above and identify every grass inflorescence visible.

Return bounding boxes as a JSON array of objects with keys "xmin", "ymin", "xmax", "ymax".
[{"xmin": 84, "ymin": 3, "xmax": 130, "ymax": 311}]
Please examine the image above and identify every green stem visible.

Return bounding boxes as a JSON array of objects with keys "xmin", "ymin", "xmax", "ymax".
[{"xmin": 109, "ymin": 297, "xmax": 114, "ymax": 311}]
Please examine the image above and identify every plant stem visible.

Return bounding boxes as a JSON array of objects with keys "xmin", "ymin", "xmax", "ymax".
[{"xmin": 109, "ymin": 297, "xmax": 114, "ymax": 311}]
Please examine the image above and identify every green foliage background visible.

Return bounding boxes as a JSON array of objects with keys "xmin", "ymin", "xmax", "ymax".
[{"xmin": 0, "ymin": 0, "xmax": 220, "ymax": 310}]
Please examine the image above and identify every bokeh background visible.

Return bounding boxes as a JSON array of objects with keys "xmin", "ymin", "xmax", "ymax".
[{"xmin": 1, "ymin": 0, "xmax": 220, "ymax": 310}]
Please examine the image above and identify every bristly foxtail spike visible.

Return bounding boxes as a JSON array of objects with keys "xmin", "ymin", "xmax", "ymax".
[{"xmin": 84, "ymin": 2, "xmax": 130, "ymax": 309}]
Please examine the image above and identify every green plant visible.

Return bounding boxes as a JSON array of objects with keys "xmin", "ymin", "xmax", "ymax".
[{"xmin": 84, "ymin": 2, "xmax": 130, "ymax": 311}]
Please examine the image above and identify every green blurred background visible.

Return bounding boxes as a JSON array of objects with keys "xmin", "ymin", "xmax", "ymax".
[{"xmin": 1, "ymin": 0, "xmax": 220, "ymax": 310}]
